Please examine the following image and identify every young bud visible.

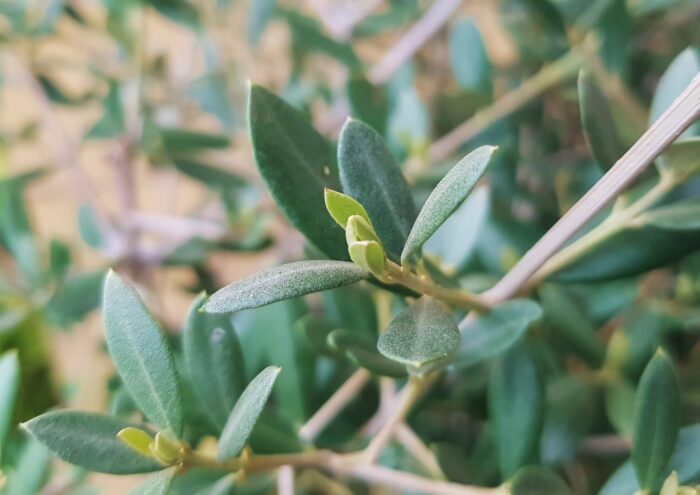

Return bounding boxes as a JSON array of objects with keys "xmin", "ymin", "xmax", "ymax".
[
  {"xmin": 151, "ymin": 432, "xmax": 182, "ymax": 465},
  {"xmin": 660, "ymin": 471, "xmax": 678, "ymax": 495},
  {"xmin": 346, "ymin": 215, "xmax": 381, "ymax": 245},
  {"xmin": 349, "ymin": 241, "xmax": 386, "ymax": 275},
  {"xmin": 324, "ymin": 189, "xmax": 372, "ymax": 229},
  {"xmin": 605, "ymin": 332, "xmax": 629, "ymax": 373},
  {"xmin": 116, "ymin": 427, "xmax": 154, "ymax": 458}
]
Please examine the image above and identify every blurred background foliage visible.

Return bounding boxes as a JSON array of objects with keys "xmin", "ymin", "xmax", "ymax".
[{"xmin": 0, "ymin": 0, "xmax": 699, "ymax": 493}]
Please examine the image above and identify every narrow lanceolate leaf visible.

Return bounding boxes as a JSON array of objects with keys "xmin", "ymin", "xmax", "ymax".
[
  {"xmin": 0, "ymin": 350, "xmax": 19, "ymax": 453},
  {"xmin": 378, "ymin": 297, "xmax": 460, "ymax": 372},
  {"xmin": 632, "ymin": 350, "xmax": 680, "ymax": 490},
  {"xmin": 218, "ymin": 366, "xmax": 280, "ymax": 461},
  {"xmin": 324, "ymin": 189, "xmax": 371, "ymax": 228},
  {"xmin": 490, "ymin": 346, "xmax": 544, "ymax": 479},
  {"xmin": 338, "ymin": 119, "xmax": 417, "ymax": 259},
  {"xmin": 184, "ymin": 293, "xmax": 246, "ymax": 431},
  {"xmin": 401, "ymin": 145, "xmax": 496, "ymax": 264},
  {"xmin": 130, "ymin": 467, "xmax": 176, "ymax": 495},
  {"xmin": 578, "ymin": 70, "xmax": 626, "ymax": 171},
  {"xmin": 638, "ymin": 198, "xmax": 700, "ymax": 230},
  {"xmin": 454, "ymin": 300, "xmax": 542, "ymax": 368},
  {"xmin": 204, "ymin": 261, "xmax": 369, "ymax": 314},
  {"xmin": 22, "ymin": 411, "xmax": 162, "ymax": 474},
  {"xmin": 510, "ymin": 466, "xmax": 571, "ymax": 495},
  {"xmin": 249, "ymin": 85, "xmax": 347, "ymax": 259},
  {"xmin": 103, "ymin": 271, "xmax": 184, "ymax": 436}
]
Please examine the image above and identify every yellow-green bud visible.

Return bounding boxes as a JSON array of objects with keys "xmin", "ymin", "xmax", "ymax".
[
  {"xmin": 116, "ymin": 427, "xmax": 154, "ymax": 458},
  {"xmin": 349, "ymin": 241, "xmax": 386, "ymax": 275},
  {"xmin": 324, "ymin": 189, "xmax": 372, "ymax": 228}
]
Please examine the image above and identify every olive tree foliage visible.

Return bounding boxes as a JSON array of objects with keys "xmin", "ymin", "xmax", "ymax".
[{"xmin": 1, "ymin": 1, "xmax": 700, "ymax": 494}]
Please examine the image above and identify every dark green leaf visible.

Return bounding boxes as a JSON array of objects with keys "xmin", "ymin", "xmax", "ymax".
[
  {"xmin": 218, "ymin": 366, "xmax": 280, "ymax": 461},
  {"xmin": 328, "ymin": 329, "xmax": 407, "ymax": 377},
  {"xmin": 171, "ymin": 156, "xmax": 246, "ymax": 190},
  {"xmin": 338, "ymin": 119, "xmax": 416, "ymax": 258},
  {"xmin": 131, "ymin": 467, "xmax": 176, "ymax": 495},
  {"xmin": 184, "ymin": 293, "xmax": 246, "ymax": 431},
  {"xmin": 510, "ymin": 466, "xmax": 571, "ymax": 495},
  {"xmin": 248, "ymin": 84, "xmax": 346, "ymax": 259},
  {"xmin": 286, "ymin": 11, "xmax": 360, "ymax": 68},
  {"xmin": 104, "ymin": 270, "xmax": 184, "ymax": 435},
  {"xmin": 160, "ymin": 128, "xmax": 230, "ymax": 153},
  {"xmin": 449, "ymin": 17, "xmax": 491, "ymax": 94},
  {"xmin": 657, "ymin": 137, "xmax": 700, "ymax": 178},
  {"xmin": 489, "ymin": 346, "xmax": 544, "ymax": 479},
  {"xmin": 605, "ymin": 378, "xmax": 636, "ymax": 437},
  {"xmin": 48, "ymin": 238, "xmax": 71, "ymax": 279},
  {"xmin": 454, "ymin": 300, "xmax": 542, "ymax": 368},
  {"xmin": 88, "ymin": 79, "xmax": 125, "ymax": 139},
  {"xmin": 147, "ymin": 0, "xmax": 199, "ymax": 29},
  {"xmin": 346, "ymin": 75, "xmax": 388, "ymax": 133},
  {"xmin": 632, "ymin": 350, "xmax": 680, "ymax": 490},
  {"xmin": 45, "ymin": 270, "xmax": 105, "ymax": 328},
  {"xmin": 77, "ymin": 204, "xmax": 103, "ymax": 249},
  {"xmin": 22, "ymin": 411, "xmax": 162, "ymax": 474},
  {"xmin": 0, "ymin": 350, "xmax": 19, "ymax": 452},
  {"xmin": 377, "ymin": 297, "xmax": 459, "ymax": 372},
  {"xmin": 401, "ymin": 145, "xmax": 496, "ymax": 264},
  {"xmin": 639, "ymin": 198, "xmax": 700, "ymax": 230},
  {"xmin": 578, "ymin": 70, "xmax": 626, "ymax": 171},
  {"xmin": 204, "ymin": 261, "xmax": 369, "ymax": 314}
]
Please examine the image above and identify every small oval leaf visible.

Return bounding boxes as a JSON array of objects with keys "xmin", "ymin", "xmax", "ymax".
[
  {"xmin": 218, "ymin": 366, "xmax": 281, "ymax": 461},
  {"xmin": 103, "ymin": 271, "xmax": 184, "ymax": 436},
  {"xmin": 324, "ymin": 189, "xmax": 372, "ymax": 229},
  {"xmin": 377, "ymin": 297, "xmax": 460, "ymax": 371},
  {"xmin": 401, "ymin": 145, "xmax": 496, "ymax": 264},
  {"xmin": 22, "ymin": 411, "xmax": 162, "ymax": 474},
  {"xmin": 328, "ymin": 329, "xmax": 407, "ymax": 378},
  {"xmin": 632, "ymin": 350, "xmax": 680, "ymax": 490},
  {"xmin": 204, "ymin": 261, "xmax": 370, "ymax": 314}
]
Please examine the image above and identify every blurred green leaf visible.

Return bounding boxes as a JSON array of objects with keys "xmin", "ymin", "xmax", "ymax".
[
  {"xmin": 346, "ymin": 75, "xmax": 388, "ymax": 134},
  {"xmin": 248, "ymin": 84, "xmax": 347, "ymax": 259},
  {"xmin": 0, "ymin": 350, "xmax": 19, "ymax": 454},
  {"xmin": 401, "ymin": 146, "xmax": 496, "ymax": 264},
  {"xmin": 454, "ymin": 299, "xmax": 542, "ymax": 368},
  {"xmin": 184, "ymin": 293, "xmax": 246, "ymax": 431},
  {"xmin": 4, "ymin": 438, "xmax": 51, "ymax": 495},
  {"xmin": 286, "ymin": 11, "xmax": 359, "ymax": 68},
  {"xmin": 248, "ymin": 0, "xmax": 276, "ymax": 45},
  {"xmin": 510, "ymin": 466, "xmax": 571, "ymax": 495},
  {"xmin": 204, "ymin": 261, "xmax": 369, "ymax": 314},
  {"xmin": 449, "ymin": 17, "xmax": 491, "ymax": 94},
  {"xmin": 328, "ymin": 329, "xmax": 406, "ymax": 377},
  {"xmin": 23, "ymin": 411, "xmax": 161, "ymax": 474},
  {"xmin": 87, "ymin": 80, "xmax": 124, "ymax": 139},
  {"xmin": 189, "ymin": 73, "xmax": 236, "ymax": 131},
  {"xmin": 639, "ymin": 198, "xmax": 700, "ymax": 230},
  {"xmin": 632, "ymin": 350, "xmax": 680, "ymax": 490},
  {"xmin": 605, "ymin": 377, "xmax": 636, "ymax": 437},
  {"xmin": 147, "ymin": 0, "xmax": 199, "ymax": 29},
  {"xmin": 77, "ymin": 204, "xmax": 103, "ymax": 249},
  {"xmin": 218, "ymin": 366, "xmax": 280, "ymax": 461},
  {"xmin": 657, "ymin": 137, "xmax": 700, "ymax": 178},
  {"xmin": 377, "ymin": 297, "xmax": 459, "ymax": 372},
  {"xmin": 160, "ymin": 128, "xmax": 230, "ymax": 153},
  {"xmin": 130, "ymin": 467, "xmax": 176, "ymax": 495},
  {"xmin": 104, "ymin": 271, "xmax": 184, "ymax": 436},
  {"xmin": 170, "ymin": 156, "xmax": 246, "ymax": 190},
  {"xmin": 489, "ymin": 346, "xmax": 544, "ymax": 479},
  {"xmin": 45, "ymin": 270, "xmax": 105, "ymax": 328},
  {"xmin": 338, "ymin": 119, "xmax": 416, "ymax": 259}
]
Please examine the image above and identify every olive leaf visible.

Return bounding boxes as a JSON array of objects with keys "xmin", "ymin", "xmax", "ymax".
[
  {"xmin": 324, "ymin": 188, "xmax": 372, "ymax": 229},
  {"xmin": 454, "ymin": 299, "xmax": 542, "ymax": 368},
  {"xmin": 632, "ymin": 350, "xmax": 680, "ymax": 490},
  {"xmin": 103, "ymin": 270, "xmax": 184, "ymax": 436},
  {"xmin": 184, "ymin": 293, "xmax": 246, "ymax": 431},
  {"xmin": 0, "ymin": 350, "xmax": 19, "ymax": 453},
  {"xmin": 449, "ymin": 16, "xmax": 491, "ymax": 94},
  {"xmin": 338, "ymin": 119, "xmax": 416, "ymax": 259},
  {"xmin": 130, "ymin": 467, "xmax": 176, "ymax": 495},
  {"xmin": 160, "ymin": 128, "xmax": 230, "ymax": 152},
  {"xmin": 401, "ymin": 145, "xmax": 496, "ymax": 265},
  {"xmin": 22, "ymin": 411, "xmax": 162, "ymax": 474},
  {"xmin": 377, "ymin": 297, "xmax": 460, "ymax": 372},
  {"xmin": 510, "ymin": 466, "xmax": 571, "ymax": 495},
  {"xmin": 638, "ymin": 198, "xmax": 700, "ymax": 230},
  {"xmin": 218, "ymin": 366, "xmax": 281, "ymax": 461},
  {"xmin": 328, "ymin": 329, "xmax": 407, "ymax": 378},
  {"xmin": 203, "ymin": 261, "xmax": 370, "ymax": 313},
  {"xmin": 489, "ymin": 346, "xmax": 544, "ymax": 479},
  {"xmin": 248, "ymin": 84, "xmax": 347, "ymax": 260},
  {"xmin": 657, "ymin": 137, "xmax": 700, "ymax": 178}
]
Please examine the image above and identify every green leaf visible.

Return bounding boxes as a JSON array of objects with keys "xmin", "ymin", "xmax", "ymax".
[
  {"xmin": 454, "ymin": 300, "xmax": 542, "ymax": 368},
  {"xmin": 510, "ymin": 466, "xmax": 571, "ymax": 495},
  {"xmin": 103, "ymin": 270, "xmax": 184, "ymax": 435},
  {"xmin": 650, "ymin": 47, "xmax": 700, "ymax": 138},
  {"xmin": 638, "ymin": 198, "xmax": 700, "ymax": 230},
  {"xmin": 88, "ymin": 79, "xmax": 125, "ymax": 139},
  {"xmin": 218, "ymin": 366, "xmax": 280, "ymax": 461},
  {"xmin": 401, "ymin": 145, "xmax": 496, "ymax": 264},
  {"xmin": 489, "ymin": 346, "xmax": 544, "ymax": 479},
  {"xmin": 4, "ymin": 438, "xmax": 51, "ymax": 495},
  {"xmin": 204, "ymin": 261, "xmax": 369, "ymax": 314},
  {"xmin": 605, "ymin": 378, "xmax": 636, "ymax": 437},
  {"xmin": 171, "ymin": 156, "xmax": 246, "ymax": 190},
  {"xmin": 248, "ymin": 84, "xmax": 346, "ymax": 259},
  {"xmin": 578, "ymin": 70, "xmax": 626, "ymax": 171},
  {"xmin": 324, "ymin": 189, "xmax": 372, "ymax": 229},
  {"xmin": 247, "ymin": 0, "xmax": 276, "ymax": 44},
  {"xmin": 184, "ymin": 293, "xmax": 246, "ymax": 431},
  {"xmin": 449, "ymin": 17, "xmax": 491, "ymax": 94},
  {"xmin": 45, "ymin": 270, "xmax": 105, "ymax": 328},
  {"xmin": 22, "ymin": 411, "xmax": 162, "ymax": 474},
  {"xmin": 338, "ymin": 119, "xmax": 417, "ymax": 259},
  {"xmin": 657, "ymin": 137, "xmax": 700, "ymax": 178},
  {"xmin": 131, "ymin": 467, "xmax": 177, "ymax": 495},
  {"xmin": 347, "ymin": 75, "xmax": 388, "ymax": 134},
  {"xmin": 77, "ymin": 204, "xmax": 103, "ymax": 249},
  {"xmin": 160, "ymin": 128, "xmax": 230, "ymax": 153},
  {"xmin": 632, "ymin": 350, "xmax": 680, "ymax": 490},
  {"xmin": 0, "ymin": 350, "xmax": 19, "ymax": 454},
  {"xmin": 328, "ymin": 329, "xmax": 407, "ymax": 377},
  {"xmin": 348, "ymin": 241, "xmax": 386, "ymax": 274},
  {"xmin": 377, "ymin": 297, "xmax": 460, "ymax": 372}
]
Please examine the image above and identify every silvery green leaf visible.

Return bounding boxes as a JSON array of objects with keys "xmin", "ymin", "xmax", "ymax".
[
  {"xmin": 218, "ymin": 366, "xmax": 280, "ymax": 461},
  {"xmin": 328, "ymin": 329, "xmax": 407, "ymax": 377},
  {"xmin": 377, "ymin": 297, "xmax": 460, "ymax": 371},
  {"xmin": 0, "ymin": 350, "xmax": 19, "ymax": 453},
  {"xmin": 204, "ymin": 261, "xmax": 369, "ymax": 313},
  {"xmin": 104, "ymin": 270, "xmax": 184, "ymax": 435},
  {"xmin": 130, "ymin": 467, "xmax": 176, "ymax": 495},
  {"xmin": 639, "ymin": 198, "xmax": 700, "ymax": 230},
  {"xmin": 338, "ymin": 119, "xmax": 417, "ymax": 259},
  {"xmin": 449, "ymin": 17, "xmax": 491, "ymax": 94},
  {"xmin": 401, "ymin": 145, "xmax": 496, "ymax": 264},
  {"xmin": 4, "ymin": 438, "xmax": 51, "ymax": 495}
]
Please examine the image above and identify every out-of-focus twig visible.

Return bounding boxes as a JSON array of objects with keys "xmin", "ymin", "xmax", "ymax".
[{"xmin": 307, "ymin": 0, "xmax": 382, "ymax": 41}]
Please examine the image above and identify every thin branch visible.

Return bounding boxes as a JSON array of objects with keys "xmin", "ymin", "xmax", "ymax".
[
  {"xmin": 484, "ymin": 72, "xmax": 700, "ymax": 304},
  {"xmin": 277, "ymin": 465, "xmax": 295, "ymax": 495},
  {"xmin": 126, "ymin": 212, "xmax": 227, "ymax": 241},
  {"xmin": 394, "ymin": 422, "xmax": 445, "ymax": 479},
  {"xmin": 299, "ymin": 369, "xmax": 370, "ymax": 443},
  {"xmin": 368, "ymin": 0, "xmax": 463, "ymax": 85},
  {"xmin": 428, "ymin": 49, "xmax": 585, "ymax": 162}
]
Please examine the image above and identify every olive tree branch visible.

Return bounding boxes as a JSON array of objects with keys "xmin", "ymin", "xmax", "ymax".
[{"xmin": 484, "ymin": 72, "xmax": 700, "ymax": 304}]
